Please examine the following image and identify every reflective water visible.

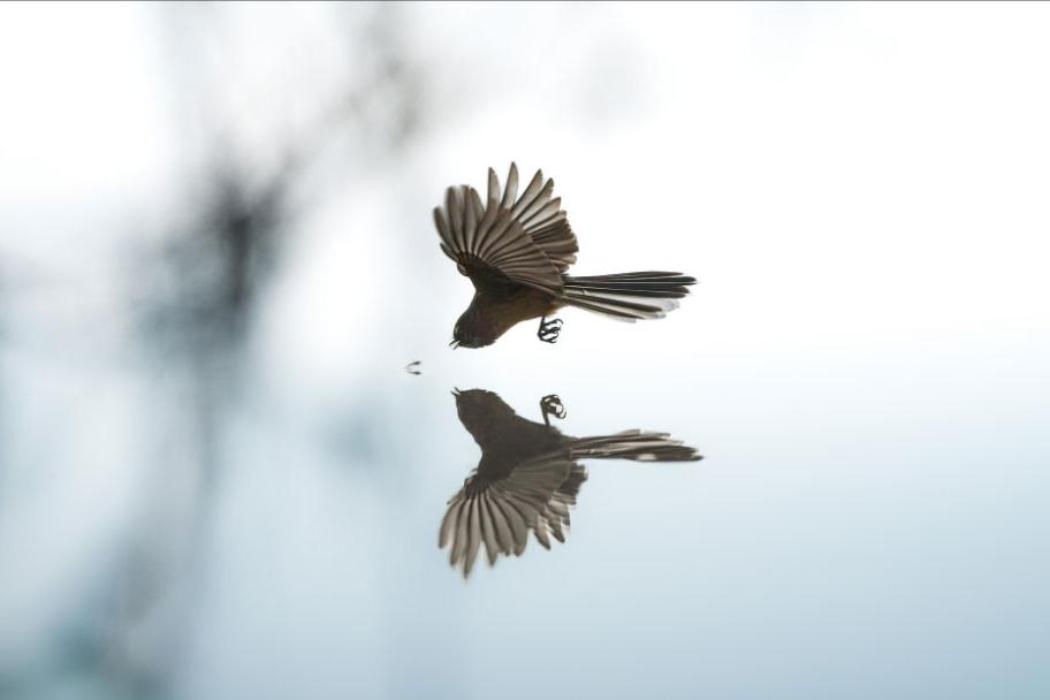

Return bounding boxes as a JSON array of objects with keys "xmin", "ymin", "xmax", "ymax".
[{"xmin": 2, "ymin": 3, "xmax": 1049, "ymax": 700}]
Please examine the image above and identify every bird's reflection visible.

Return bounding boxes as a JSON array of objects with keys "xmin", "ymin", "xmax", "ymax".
[{"xmin": 440, "ymin": 389, "xmax": 702, "ymax": 577}]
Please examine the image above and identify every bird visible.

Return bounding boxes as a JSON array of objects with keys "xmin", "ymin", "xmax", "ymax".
[
  {"xmin": 439, "ymin": 388, "xmax": 702, "ymax": 577},
  {"xmin": 433, "ymin": 163, "xmax": 697, "ymax": 348}
]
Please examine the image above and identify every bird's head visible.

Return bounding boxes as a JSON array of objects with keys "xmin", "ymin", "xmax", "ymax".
[
  {"xmin": 450, "ymin": 308, "xmax": 494, "ymax": 349},
  {"xmin": 451, "ymin": 387, "xmax": 516, "ymax": 440}
]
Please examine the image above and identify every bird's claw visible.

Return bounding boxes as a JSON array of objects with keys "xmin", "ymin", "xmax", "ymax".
[
  {"xmin": 540, "ymin": 394, "xmax": 567, "ymax": 425},
  {"xmin": 537, "ymin": 317, "xmax": 563, "ymax": 343}
]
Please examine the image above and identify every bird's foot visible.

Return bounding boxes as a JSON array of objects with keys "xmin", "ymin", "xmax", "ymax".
[
  {"xmin": 540, "ymin": 394, "xmax": 567, "ymax": 425},
  {"xmin": 537, "ymin": 316, "xmax": 563, "ymax": 343}
]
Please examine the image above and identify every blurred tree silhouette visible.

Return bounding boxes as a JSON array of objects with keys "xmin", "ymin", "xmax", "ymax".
[{"xmin": 90, "ymin": 4, "xmax": 430, "ymax": 696}]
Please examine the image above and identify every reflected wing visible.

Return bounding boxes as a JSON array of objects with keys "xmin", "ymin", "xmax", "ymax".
[
  {"xmin": 432, "ymin": 163, "xmax": 577, "ymax": 295},
  {"xmin": 438, "ymin": 454, "xmax": 587, "ymax": 578}
]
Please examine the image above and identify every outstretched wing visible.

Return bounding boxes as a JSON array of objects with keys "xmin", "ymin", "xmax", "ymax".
[
  {"xmin": 438, "ymin": 454, "xmax": 587, "ymax": 578},
  {"xmin": 497, "ymin": 163, "xmax": 579, "ymax": 272},
  {"xmin": 432, "ymin": 163, "xmax": 579, "ymax": 295}
]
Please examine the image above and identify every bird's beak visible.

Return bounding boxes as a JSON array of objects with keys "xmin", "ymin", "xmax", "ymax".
[
  {"xmin": 449, "ymin": 339, "xmax": 459, "ymax": 349},
  {"xmin": 451, "ymin": 387, "xmax": 460, "ymax": 396}
]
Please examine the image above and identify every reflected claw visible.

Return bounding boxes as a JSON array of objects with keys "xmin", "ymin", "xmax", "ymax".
[
  {"xmin": 537, "ymin": 317, "xmax": 563, "ymax": 344},
  {"xmin": 540, "ymin": 394, "xmax": 567, "ymax": 425}
]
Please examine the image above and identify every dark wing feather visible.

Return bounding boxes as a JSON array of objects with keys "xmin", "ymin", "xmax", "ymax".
[
  {"xmin": 434, "ymin": 182, "xmax": 563, "ymax": 296},
  {"xmin": 432, "ymin": 163, "xmax": 580, "ymax": 293},
  {"xmin": 502, "ymin": 163, "xmax": 578, "ymax": 272}
]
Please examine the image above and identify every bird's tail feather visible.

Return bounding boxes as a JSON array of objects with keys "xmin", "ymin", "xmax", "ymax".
[
  {"xmin": 568, "ymin": 431, "xmax": 702, "ymax": 462},
  {"xmin": 559, "ymin": 271, "xmax": 696, "ymax": 321}
]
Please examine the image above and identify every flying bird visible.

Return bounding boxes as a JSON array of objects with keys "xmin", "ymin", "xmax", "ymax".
[
  {"xmin": 439, "ymin": 389, "xmax": 702, "ymax": 577},
  {"xmin": 433, "ymin": 164, "xmax": 696, "ymax": 348}
]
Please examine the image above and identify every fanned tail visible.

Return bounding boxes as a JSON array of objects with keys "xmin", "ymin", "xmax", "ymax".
[
  {"xmin": 559, "ymin": 271, "xmax": 696, "ymax": 321},
  {"xmin": 568, "ymin": 430, "xmax": 702, "ymax": 462}
]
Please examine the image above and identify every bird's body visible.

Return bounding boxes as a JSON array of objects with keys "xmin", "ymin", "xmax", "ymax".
[
  {"xmin": 455, "ymin": 262, "xmax": 561, "ymax": 345},
  {"xmin": 434, "ymin": 164, "xmax": 696, "ymax": 348},
  {"xmin": 440, "ymin": 389, "xmax": 702, "ymax": 577}
]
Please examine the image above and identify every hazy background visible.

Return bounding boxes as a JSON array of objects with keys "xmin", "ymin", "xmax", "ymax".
[{"xmin": 0, "ymin": 2, "xmax": 1047, "ymax": 698}]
